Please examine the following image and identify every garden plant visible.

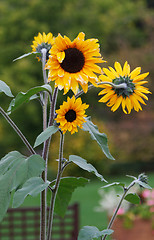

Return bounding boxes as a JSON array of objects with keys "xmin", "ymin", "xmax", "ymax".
[{"xmin": 0, "ymin": 32, "xmax": 152, "ymax": 240}]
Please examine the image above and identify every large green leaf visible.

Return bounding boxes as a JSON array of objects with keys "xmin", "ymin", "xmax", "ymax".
[
  {"xmin": 78, "ymin": 226, "xmax": 113, "ymax": 240},
  {"xmin": 51, "ymin": 177, "xmax": 89, "ymax": 218},
  {"xmin": 0, "ymin": 171, "xmax": 12, "ymax": 222},
  {"xmin": 0, "ymin": 151, "xmax": 45, "ymax": 191},
  {"xmin": 12, "ymin": 177, "xmax": 50, "ymax": 208},
  {"xmin": 69, "ymin": 155, "xmax": 106, "ymax": 182},
  {"xmin": 0, "ymin": 151, "xmax": 25, "ymax": 175},
  {"xmin": 11, "ymin": 154, "xmax": 45, "ymax": 190},
  {"xmin": 0, "ymin": 80, "xmax": 14, "ymax": 97},
  {"xmin": 124, "ymin": 193, "xmax": 140, "ymax": 204},
  {"xmin": 0, "ymin": 151, "xmax": 45, "ymax": 221},
  {"xmin": 7, "ymin": 84, "xmax": 52, "ymax": 113},
  {"xmin": 82, "ymin": 117, "xmax": 114, "ymax": 160},
  {"xmin": 34, "ymin": 125, "xmax": 58, "ymax": 148}
]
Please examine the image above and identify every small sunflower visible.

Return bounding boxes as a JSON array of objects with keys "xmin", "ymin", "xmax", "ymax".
[
  {"xmin": 55, "ymin": 96, "xmax": 89, "ymax": 134},
  {"xmin": 98, "ymin": 61, "xmax": 151, "ymax": 114},
  {"xmin": 45, "ymin": 32, "xmax": 105, "ymax": 94},
  {"xmin": 31, "ymin": 32, "xmax": 55, "ymax": 60}
]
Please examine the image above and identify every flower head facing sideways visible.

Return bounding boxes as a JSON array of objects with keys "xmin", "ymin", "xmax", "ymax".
[
  {"xmin": 31, "ymin": 32, "xmax": 55, "ymax": 61},
  {"xmin": 98, "ymin": 61, "xmax": 151, "ymax": 114}
]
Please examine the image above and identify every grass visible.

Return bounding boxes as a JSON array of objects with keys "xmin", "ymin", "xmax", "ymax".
[{"xmin": 22, "ymin": 172, "xmax": 154, "ymax": 231}]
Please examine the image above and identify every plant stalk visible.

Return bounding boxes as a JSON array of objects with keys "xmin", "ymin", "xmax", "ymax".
[
  {"xmin": 0, "ymin": 106, "xmax": 36, "ymax": 155},
  {"xmin": 47, "ymin": 131, "xmax": 64, "ymax": 240},
  {"xmin": 101, "ymin": 181, "xmax": 135, "ymax": 240},
  {"xmin": 40, "ymin": 48, "xmax": 48, "ymax": 240},
  {"xmin": 75, "ymin": 82, "xmax": 127, "ymax": 98}
]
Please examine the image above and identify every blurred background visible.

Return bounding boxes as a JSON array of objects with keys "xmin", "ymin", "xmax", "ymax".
[{"xmin": 0, "ymin": 0, "xmax": 154, "ymax": 177}]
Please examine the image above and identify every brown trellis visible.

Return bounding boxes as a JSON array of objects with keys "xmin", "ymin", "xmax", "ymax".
[{"xmin": 0, "ymin": 204, "xmax": 79, "ymax": 240}]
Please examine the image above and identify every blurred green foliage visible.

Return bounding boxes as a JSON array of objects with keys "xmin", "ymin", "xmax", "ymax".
[{"xmin": 0, "ymin": 0, "xmax": 154, "ymax": 174}]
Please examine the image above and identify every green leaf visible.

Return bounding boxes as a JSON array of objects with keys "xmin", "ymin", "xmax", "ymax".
[
  {"xmin": 12, "ymin": 177, "xmax": 50, "ymax": 208},
  {"xmin": 51, "ymin": 177, "xmax": 89, "ymax": 218},
  {"xmin": 0, "ymin": 171, "xmax": 12, "ymax": 222},
  {"xmin": 82, "ymin": 117, "xmax": 114, "ymax": 160},
  {"xmin": 0, "ymin": 80, "xmax": 14, "ymax": 97},
  {"xmin": 7, "ymin": 84, "xmax": 52, "ymax": 114},
  {"xmin": 0, "ymin": 151, "xmax": 24, "ymax": 175},
  {"xmin": 78, "ymin": 226, "xmax": 113, "ymax": 240},
  {"xmin": 0, "ymin": 151, "xmax": 45, "ymax": 191},
  {"xmin": 0, "ymin": 152, "xmax": 45, "ymax": 221},
  {"xmin": 13, "ymin": 52, "xmax": 36, "ymax": 62},
  {"xmin": 34, "ymin": 126, "xmax": 58, "ymax": 148},
  {"xmin": 125, "ymin": 193, "xmax": 140, "ymax": 204},
  {"xmin": 101, "ymin": 182, "xmax": 125, "ymax": 189},
  {"xmin": 135, "ymin": 180, "xmax": 152, "ymax": 190},
  {"xmin": 11, "ymin": 154, "xmax": 45, "ymax": 191},
  {"xmin": 69, "ymin": 155, "xmax": 106, "ymax": 182}
]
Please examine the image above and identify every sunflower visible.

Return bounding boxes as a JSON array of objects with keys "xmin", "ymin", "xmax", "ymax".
[
  {"xmin": 98, "ymin": 61, "xmax": 151, "ymax": 114},
  {"xmin": 55, "ymin": 96, "xmax": 89, "ymax": 134},
  {"xmin": 31, "ymin": 32, "xmax": 54, "ymax": 60},
  {"xmin": 45, "ymin": 32, "xmax": 105, "ymax": 94}
]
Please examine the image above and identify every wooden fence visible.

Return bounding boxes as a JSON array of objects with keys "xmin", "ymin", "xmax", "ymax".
[{"xmin": 0, "ymin": 204, "xmax": 79, "ymax": 240}]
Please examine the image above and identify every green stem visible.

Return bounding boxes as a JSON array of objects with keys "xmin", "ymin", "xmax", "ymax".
[
  {"xmin": 47, "ymin": 131, "xmax": 64, "ymax": 240},
  {"xmin": 41, "ymin": 48, "xmax": 48, "ymax": 84},
  {"xmin": 0, "ymin": 106, "xmax": 36, "ymax": 155},
  {"xmin": 42, "ymin": 87, "xmax": 58, "ymax": 162},
  {"xmin": 40, "ymin": 87, "xmax": 58, "ymax": 240},
  {"xmin": 101, "ymin": 181, "xmax": 135, "ymax": 240},
  {"xmin": 40, "ymin": 48, "xmax": 48, "ymax": 240},
  {"xmin": 75, "ymin": 82, "xmax": 127, "ymax": 98}
]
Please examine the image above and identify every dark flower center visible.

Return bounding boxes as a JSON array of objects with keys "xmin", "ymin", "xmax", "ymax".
[
  {"xmin": 60, "ymin": 48, "xmax": 85, "ymax": 73},
  {"xmin": 65, "ymin": 109, "xmax": 76, "ymax": 122},
  {"xmin": 113, "ymin": 76, "xmax": 135, "ymax": 97}
]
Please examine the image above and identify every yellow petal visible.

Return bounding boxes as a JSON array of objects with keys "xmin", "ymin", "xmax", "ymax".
[
  {"xmin": 70, "ymin": 78, "xmax": 79, "ymax": 95},
  {"xmin": 133, "ymin": 72, "xmax": 149, "ymax": 82},
  {"xmin": 103, "ymin": 68, "xmax": 116, "ymax": 79},
  {"xmin": 57, "ymin": 51, "xmax": 65, "ymax": 63},
  {"xmin": 121, "ymin": 98, "xmax": 128, "ymax": 114},
  {"xmin": 133, "ymin": 93, "xmax": 146, "ymax": 105},
  {"xmin": 107, "ymin": 94, "xmax": 118, "ymax": 107},
  {"xmin": 122, "ymin": 61, "xmax": 130, "ymax": 76},
  {"xmin": 130, "ymin": 67, "xmax": 141, "ymax": 79},
  {"xmin": 130, "ymin": 95, "xmax": 142, "ymax": 112},
  {"xmin": 111, "ymin": 96, "xmax": 123, "ymax": 112},
  {"xmin": 80, "ymin": 82, "xmax": 88, "ymax": 93},
  {"xmin": 125, "ymin": 97, "xmax": 132, "ymax": 114},
  {"xmin": 135, "ymin": 81, "xmax": 148, "ymax": 86},
  {"xmin": 99, "ymin": 91, "xmax": 115, "ymax": 103},
  {"xmin": 76, "ymin": 32, "xmax": 85, "ymax": 41},
  {"xmin": 114, "ymin": 62, "xmax": 123, "ymax": 76},
  {"xmin": 108, "ymin": 67, "xmax": 119, "ymax": 78},
  {"xmin": 134, "ymin": 90, "xmax": 148, "ymax": 100},
  {"xmin": 99, "ymin": 74, "xmax": 112, "ymax": 82}
]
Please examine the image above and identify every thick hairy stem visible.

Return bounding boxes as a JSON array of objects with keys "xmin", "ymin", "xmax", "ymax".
[
  {"xmin": 40, "ymin": 48, "xmax": 48, "ymax": 240},
  {"xmin": 0, "ymin": 106, "xmax": 36, "ymax": 155},
  {"xmin": 101, "ymin": 181, "xmax": 135, "ymax": 240},
  {"xmin": 75, "ymin": 82, "xmax": 127, "ymax": 98},
  {"xmin": 47, "ymin": 131, "xmax": 64, "ymax": 240},
  {"xmin": 41, "ymin": 48, "xmax": 48, "ymax": 85},
  {"xmin": 42, "ymin": 87, "xmax": 58, "ymax": 162}
]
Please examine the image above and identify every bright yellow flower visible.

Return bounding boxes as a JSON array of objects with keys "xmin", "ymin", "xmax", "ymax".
[
  {"xmin": 55, "ymin": 96, "xmax": 89, "ymax": 134},
  {"xmin": 31, "ymin": 32, "xmax": 55, "ymax": 60},
  {"xmin": 98, "ymin": 61, "xmax": 151, "ymax": 114},
  {"xmin": 45, "ymin": 32, "xmax": 105, "ymax": 94}
]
